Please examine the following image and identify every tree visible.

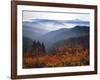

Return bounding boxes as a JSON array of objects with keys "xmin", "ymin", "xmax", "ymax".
[
  {"xmin": 32, "ymin": 40, "xmax": 46, "ymax": 55},
  {"xmin": 41, "ymin": 43, "xmax": 46, "ymax": 53}
]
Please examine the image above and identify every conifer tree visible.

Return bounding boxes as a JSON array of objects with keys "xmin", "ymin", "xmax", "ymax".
[{"xmin": 32, "ymin": 40, "xmax": 46, "ymax": 55}]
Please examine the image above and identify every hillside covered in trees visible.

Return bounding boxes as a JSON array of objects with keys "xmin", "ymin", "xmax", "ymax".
[
  {"xmin": 23, "ymin": 38, "xmax": 89, "ymax": 68},
  {"xmin": 23, "ymin": 25, "xmax": 89, "ymax": 68}
]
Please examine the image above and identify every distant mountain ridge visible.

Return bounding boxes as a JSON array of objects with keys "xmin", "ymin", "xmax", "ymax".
[
  {"xmin": 23, "ymin": 18, "xmax": 89, "ymax": 39},
  {"xmin": 39, "ymin": 26, "xmax": 89, "ymax": 52},
  {"xmin": 23, "ymin": 24, "xmax": 89, "ymax": 53},
  {"xmin": 23, "ymin": 18, "xmax": 89, "ymax": 32},
  {"xmin": 29, "ymin": 19, "xmax": 90, "ymax": 24}
]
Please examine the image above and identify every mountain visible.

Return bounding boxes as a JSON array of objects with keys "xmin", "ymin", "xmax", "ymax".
[
  {"xmin": 23, "ymin": 19, "xmax": 89, "ymax": 39},
  {"xmin": 51, "ymin": 35, "xmax": 89, "ymax": 52},
  {"xmin": 23, "ymin": 19, "xmax": 90, "ymax": 53},
  {"xmin": 23, "ymin": 19, "xmax": 69, "ymax": 40},
  {"xmin": 64, "ymin": 19, "xmax": 90, "ymax": 24},
  {"xmin": 30, "ymin": 19, "xmax": 68, "ymax": 31},
  {"xmin": 23, "ymin": 19, "xmax": 89, "ymax": 32},
  {"xmin": 23, "ymin": 21, "xmax": 49, "ymax": 40},
  {"xmin": 30, "ymin": 19, "xmax": 90, "ymax": 25},
  {"xmin": 30, "ymin": 19, "xmax": 63, "ymax": 24},
  {"xmin": 38, "ymin": 26, "xmax": 89, "ymax": 53}
]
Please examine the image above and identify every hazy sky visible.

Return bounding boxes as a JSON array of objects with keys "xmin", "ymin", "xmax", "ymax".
[{"xmin": 23, "ymin": 10, "xmax": 90, "ymax": 22}]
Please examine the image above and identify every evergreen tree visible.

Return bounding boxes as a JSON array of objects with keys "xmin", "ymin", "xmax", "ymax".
[
  {"xmin": 32, "ymin": 40, "xmax": 46, "ymax": 55},
  {"xmin": 32, "ymin": 40, "xmax": 36, "ymax": 48},
  {"xmin": 41, "ymin": 43, "xmax": 45, "ymax": 52}
]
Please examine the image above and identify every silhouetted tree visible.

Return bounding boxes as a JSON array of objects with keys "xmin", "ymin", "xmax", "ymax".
[
  {"xmin": 41, "ymin": 43, "xmax": 46, "ymax": 53},
  {"xmin": 32, "ymin": 40, "xmax": 46, "ymax": 55}
]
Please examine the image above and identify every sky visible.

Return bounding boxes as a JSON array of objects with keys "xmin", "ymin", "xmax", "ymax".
[{"xmin": 23, "ymin": 10, "xmax": 90, "ymax": 22}]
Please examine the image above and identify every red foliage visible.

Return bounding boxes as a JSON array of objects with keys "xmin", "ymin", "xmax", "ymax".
[{"xmin": 23, "ymin": 47, "xmax": 89, "ymax": 68}]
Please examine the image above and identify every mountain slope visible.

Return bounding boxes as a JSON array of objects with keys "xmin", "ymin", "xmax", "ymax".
[
  {"xmin": 23, "ymin": 22, "xmax": 49, "ymax": 40},
  {"xmin": 51, "ymin": 35, "xmax": 89, "ymax": 52},
  {"xmin": 39, "ymin": 26, "xmax": 89, "ymax": 52}
]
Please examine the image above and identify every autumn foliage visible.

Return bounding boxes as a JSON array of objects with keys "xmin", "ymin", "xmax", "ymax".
[{"xmin": 23, "ymin": 46, "xmax": 89, "ymax": 68}]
